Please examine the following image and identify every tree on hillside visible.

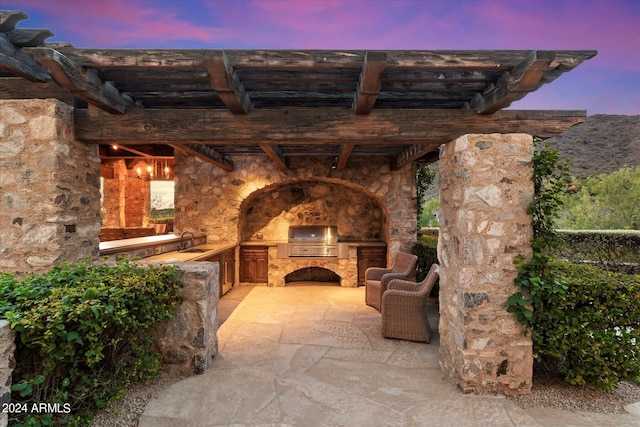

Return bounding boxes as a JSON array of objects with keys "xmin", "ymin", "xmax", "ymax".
[{"xmin": 558, "ymin": 166, "xmax": 640, "ymax": 230}]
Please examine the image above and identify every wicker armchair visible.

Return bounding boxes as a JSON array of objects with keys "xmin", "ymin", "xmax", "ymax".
[
  {"xmin": 381, "ymin": 263, "xmax": 439, "ymax": 343},
  {"xmin": 365, "ymin": 252, "xmax": 418, "ymax": 311}
]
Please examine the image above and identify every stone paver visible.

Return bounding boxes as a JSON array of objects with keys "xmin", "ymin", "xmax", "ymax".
[{"xmin": 140, "ymin": 286, "xmax": 640, "ymax": 426}]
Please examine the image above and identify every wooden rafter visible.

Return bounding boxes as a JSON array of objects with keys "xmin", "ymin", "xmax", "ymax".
[
  {"xmin": 170, "ymin": 143, "xmax": 234, "ymax": 171},
  {"xmin": 31, "ymin": 47, "xmax": 137, "ymax": 114},
  {"xmin": 7, "ymin": 28, "xmax": 54, "ymax": 47},
  {"xmin": 0, "ymin": 10, "xmax": 29, "ymax": 32},
  {"xmin": 259, "ymin": 144, "xmax": 287, "ymax": 170},
  {"xmin": 0, "ymin": 33, "xmax": 50, "ymax": 81},
  {"xmin": 0, "ymin": 76, "xmax": 72, "ymax": 101},
  {"xmin": 75, "ymin": 108, "xmax": 587, "ymax": 144},
  {"xmin": 335, "ymin": 144, "xmax": 355, "ymax": 170},
  {"xmin": 469, "ymin": 50, "xmax": 556, "ymax": 114},
  {"xmin": 204, "ymin": 51, "xmax": 253, "ymax": 114},
  {"xmin": 353, "ymin": 51, "xmax": 386, "ymax": 114},
  {"xmin": 394, "ymin": 143, "xmax": 443, "ymax": 170}
]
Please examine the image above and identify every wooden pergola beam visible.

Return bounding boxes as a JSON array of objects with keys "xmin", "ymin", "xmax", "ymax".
[
  {"xmin": 259, "ymin": 144, "xmax": 288, "ymax": 170},
  {"xmin": 353, "ymin": 51, "xmax": 386, "ymax": 114},
  {"xmin": 204, "ymin": 51, "xmax": 253, "ymax": 114},
  {"xmin": 170, "ymin": 143, "xmax": 234, "ymax": 171},
  {"xmin": 469, "ymin": 50, "xmax": 556, "ymax": 114},
  {"xmin": 75, "ymin": 108, "xmax": 587, "ymax": 144},
  {"xmin": 0, "ymin": 33, "xmax": 50, "ymax": 82},
  {"xmin": 31, "ymin": 47, "xmax": 137, "ymax": 114},
  {"xmin": 335, "ymin": 144, "xmax": 355, "ymax": 170},
  {"xmin": 0, "ymin": 10, "xmax": 29, "ymax": 32},
  {"xmin": 394, "ymin": 143, "xmax": 443, "ymax": 170}
]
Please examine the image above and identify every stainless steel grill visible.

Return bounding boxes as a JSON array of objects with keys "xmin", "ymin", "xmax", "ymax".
[{"xmin": 287, "ymin": 225, "xmax": 338, "ymax": 257}]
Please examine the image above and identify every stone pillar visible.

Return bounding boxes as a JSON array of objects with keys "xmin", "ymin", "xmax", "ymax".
[
  {"xmin": 152, "ymin": 262, "xmax": 219, "ymax": 375},
  {"xmin": 0, "ymin": 320, "xmax": 15, "ymax": 427},
  {"xmin": 0, "ymin": 99, "xmax": 101, "ymax": 275},
  {"xmin": 438, "ymin": 133, "xmax": 534, "ymax": 395}
]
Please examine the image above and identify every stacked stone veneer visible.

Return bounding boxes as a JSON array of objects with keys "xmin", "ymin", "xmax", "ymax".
[
  {"xmin": 241, "ymin": 181, "xmax": 385, "ymax": 241},
  {"xmin": 0, "ymin": 320, "xmax": 15, "ymax": 427},
  {"xmin": 438, "ymin": 133, "xmax": 534, "ymax": 395},
  {"xmin": 174, "ymin": 155, "xmax": 417, "ymax": 260},
  {"xmin": 0, "ymin": 99, "xmax": 101, "ymax": 275},
  {"xmin": 102, "ymin": 159, "xmax": 152, "ymax": 228},
  {"xmin": 152, "ymin": 262, "xmax": 219, "ymax": 375},
  {"xmin": 268, "ymin": 246, "xmax": 358, "ymax": 287}
]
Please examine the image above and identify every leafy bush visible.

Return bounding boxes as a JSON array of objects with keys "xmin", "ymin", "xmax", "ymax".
[
  {"xmin": 412, "ymin": 234, "xmax": 438, "ymax": 281},
  {"xmin": 533, "ymin": 260, "xmax": 640, "ymax": 390},
  {"xmin": 0, "ymin": 259, "xmax": 183, "ymax": 426}
]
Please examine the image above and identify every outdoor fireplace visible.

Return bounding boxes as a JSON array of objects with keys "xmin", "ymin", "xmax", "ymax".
[{"xmin": 287, "ymin": 225, "xmax": 338, "ymax": 257}]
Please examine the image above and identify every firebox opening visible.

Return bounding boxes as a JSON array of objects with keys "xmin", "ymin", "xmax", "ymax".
[{"xmin": 285, "ymin": 267, "xmax": 341, "ymax": 286}]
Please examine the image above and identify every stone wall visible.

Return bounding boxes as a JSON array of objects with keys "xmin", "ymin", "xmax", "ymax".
[
  {"xmin": 0, "ymin": 99, "xmax": 101, "ymax": 275},
  {"xmin": 438, "ymin": 133, "xmax": 534, "ymax": 395},
  {"xmin": 174, "ymin": 155, "xmax": 416, "ymax": 260},
  {"xmin": 101, "ymin": 159, "xmax": 151, "ymax": 228},
  {"xmin": 0, "ymin": 320, "xmax": 15, "ymax": 427},
  {"xmin": 152, "ymin": 262, "xmax": 219, "ymax": 375},
  {"xmin": 241, "ymin": 181, "xmax": 385, "ymax": 242}
]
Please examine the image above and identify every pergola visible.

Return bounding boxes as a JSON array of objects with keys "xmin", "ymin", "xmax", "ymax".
[
  {"xmin": 1, "ymin": 10, "xmax": 599, "ymax": 395},
  {"xmin": 1, "ymin": 10, "xmax": 596, "ymax": 172}
]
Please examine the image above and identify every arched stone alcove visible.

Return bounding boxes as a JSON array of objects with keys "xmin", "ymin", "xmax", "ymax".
[{"xmin": 239, "ymin": 179, "xmax": 386, "ymax": 242}]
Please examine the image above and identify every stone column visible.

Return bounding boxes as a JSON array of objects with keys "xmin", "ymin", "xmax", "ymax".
[
  {"xmin": 0, "ymin": 99, "xmax": 101, "ymax": 275},
  {"xmin": 438, "ymin": 133, "xmax": 534, "ymax": 395}
]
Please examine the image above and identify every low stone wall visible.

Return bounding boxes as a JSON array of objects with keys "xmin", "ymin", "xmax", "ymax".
[
  {"xmin": 152, "ymin": 262, "xmax": 220, "ymax": 375},
  {"xmin": 0, "ymin": 320, "xmax": 16, "ymax": 427}
]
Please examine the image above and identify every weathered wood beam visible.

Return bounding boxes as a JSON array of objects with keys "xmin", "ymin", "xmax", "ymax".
[
  {"xmin": 7, "ymin": 28, "xmax": 54, "ymax": 47},
  {"xmin": 170, "ymin": 143, "xmax": 234, "ymax": 171},
  {"xmin": 204, "ymin": 51, "xmax": 253, "ymax": 114},
  {"xmin": 335, "ymin": 144, "xmax": 355, "ymax": 170},
  {"xmin": 353, "ymin": 51, "xmax": 386, "ymax": 114},
  {"xmin": 0, "ymin": 10, "xmax": 29, "ymax": 32},
  {"xmin": 0, "ymin": 33, "xmax": 50, "ymax": 81},
  {"xmin": 31, "ymin": 47, "xmax": 138, "ymax": 114},
  {"xmin": 0, "ymin": 77, "xmax": 72, "ymax": 102},
  {"xmin": 259, "ymin": 144, "xmax": 288, "ymax": 170},
  {"xmin": 51, "ymin": 48, "xmax": 597, "ymax": 72},
  {"xmin": 469, "ymin": 50, "xmax": 555, "ymax": 114},
  {"xmin": 394, "ymin": 143, "xmax": 443, "ymax": 169},
  {"xmin": 75, "ymin": 109, "xmax": 586, "ymax": 144}
]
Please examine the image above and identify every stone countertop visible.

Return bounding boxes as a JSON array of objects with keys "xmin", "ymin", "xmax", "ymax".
[
  {"xmin": 143, "ymin": 242, "xmax": 238, "ymax": 263},
  {"xmin": 99, "ymin": 233, "xmax": 207, "ymax": 255},
  {"xmin": 239, "ymin": 240, "xmax": 387, "ymax": 247}
]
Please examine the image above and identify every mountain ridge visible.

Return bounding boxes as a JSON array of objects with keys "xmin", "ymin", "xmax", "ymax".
[{"xmin": 544, "ymin": 114, "xmax": 640, "ymax": 178}]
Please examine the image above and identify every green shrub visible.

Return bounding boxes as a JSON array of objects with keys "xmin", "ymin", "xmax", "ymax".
[
  {"xmin": 533, "ymin": 260, "xmax": 640, "ymax": 391},
  {"xmin": 0, "ymin": 259, "xmax": 183, "ymax": 426},
  {"xmin": 412, "ymin": 234, "xmax": 438, "ymax": 282}
]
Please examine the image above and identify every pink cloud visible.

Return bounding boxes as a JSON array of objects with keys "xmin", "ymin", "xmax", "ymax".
[{"xmin": 14, "ymin": 0, "xmax": 236, "ymax": 47}]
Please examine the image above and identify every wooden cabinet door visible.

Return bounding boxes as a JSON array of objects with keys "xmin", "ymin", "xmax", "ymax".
[
  {"xmin": 240, "ymin": 247, "xmax": 268, "ymax": 282},
  {"xmin": 357, "ymin": 247, "xmax": 387, "ymax": 285}
]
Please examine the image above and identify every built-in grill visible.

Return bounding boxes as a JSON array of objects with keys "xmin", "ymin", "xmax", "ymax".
[{"xmin": 287, "ymin": 225, "xmax": 338, "ymax": 257}]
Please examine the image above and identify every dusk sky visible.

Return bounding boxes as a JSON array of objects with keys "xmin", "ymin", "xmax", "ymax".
[{"xmin": 4, "ymin": 0, "xmax": 639, "ymax": 115}]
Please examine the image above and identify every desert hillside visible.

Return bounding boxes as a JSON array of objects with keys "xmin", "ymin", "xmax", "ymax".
[{"xmin": 544, "ymin": 114, "xmax": 640, "ymax": 178}]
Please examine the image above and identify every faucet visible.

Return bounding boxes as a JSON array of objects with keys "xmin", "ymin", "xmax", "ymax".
[{"xmin": 179, "ymin": 231, "xmax": 195, "ymax": 250}]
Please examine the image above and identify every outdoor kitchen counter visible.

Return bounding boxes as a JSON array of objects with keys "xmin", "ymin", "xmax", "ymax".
[
  {"xmin": 143, "ymin": 242, "xmax": 238, "ymax": 263},
  {"xmin": 239, "ymin": 240, "xmax": 386, "ymax": 247}
]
